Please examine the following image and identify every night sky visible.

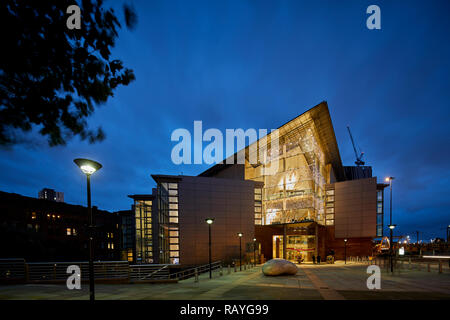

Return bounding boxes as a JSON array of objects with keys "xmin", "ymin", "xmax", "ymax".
[{"xmin": 0, "ymin": 0, "xmax": 449, "ymax": 241}]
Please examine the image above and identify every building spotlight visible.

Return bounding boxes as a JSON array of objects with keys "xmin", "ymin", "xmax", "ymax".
[{"xmin": 73, "ymin": 158, "xmax": 102, "ymax": 302}]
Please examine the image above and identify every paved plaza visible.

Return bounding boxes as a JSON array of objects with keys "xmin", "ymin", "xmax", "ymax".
[{"xmin": 1, "ymin": 262, "xmax": 449, "ymax": 300}]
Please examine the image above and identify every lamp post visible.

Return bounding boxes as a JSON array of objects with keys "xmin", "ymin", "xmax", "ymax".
[
  {"xmin": 253, "ymin": 238, "xmax": 257, "ymax": 265},
  {"xmin": 74, "ymin": 158, "xmax": 102, "ymax": 302},
  {"xmin": 238, "ymin": 233, "xmax": 243, "ymax": 271},
  {"xmin": 205, "ymin": 218, "xmax": 214, "ymax": 279},
  {"xmin": 344, "ymin": 239, "xmax": 348, "ymax": 264},
  {"xmin": 385, "ymin": 176, "xmax": 395, "ymax": 273}
]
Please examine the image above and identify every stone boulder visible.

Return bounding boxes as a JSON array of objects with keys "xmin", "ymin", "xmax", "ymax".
[{"xmin": 262, "ymin": 258, "xmax": 298, "ymax": 276}]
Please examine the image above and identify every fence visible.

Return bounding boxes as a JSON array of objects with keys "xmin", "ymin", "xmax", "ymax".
[
  {"xmin": 170, "ymin": 261, "xmax": 222, "ymax": 281},
  {"xmin": 347, "ymin": 255, "xmax": 450, "ymax": 274},
  {"xmin": 0, "ymin": 259, "xmax": 225, "ymax": 284}
]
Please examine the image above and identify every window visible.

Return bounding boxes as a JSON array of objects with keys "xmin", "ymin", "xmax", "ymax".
[
  {"xmin": 66, "ymin": 228, "xmax": 72, "ymax": 236},
  {"xmin": 326, "ymin": 190, "xmax": 334, "ymax": 195},
  {"xmin": 168, "ymin": 183, "xmax": 178, "ymax": 189}
]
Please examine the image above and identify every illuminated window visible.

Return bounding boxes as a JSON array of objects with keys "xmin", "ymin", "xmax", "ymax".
[{"xmin": 66, "ymin": 228, "xmax": 71, "ymax": 235}]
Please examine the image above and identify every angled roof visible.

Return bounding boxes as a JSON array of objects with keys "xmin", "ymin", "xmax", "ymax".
[{"xmin": 199, "ymin": 101, "xmax": 345, "ymax": 181}]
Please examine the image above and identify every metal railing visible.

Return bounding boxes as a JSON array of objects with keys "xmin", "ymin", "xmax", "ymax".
[
  {"xmin": 129, "ymin": 264, "xmax": 170, "ymax": 282},
  {"xmin": 170, "ymin": 261, "xmax": 222, "ymax": 281},
  {"xmin": 26, "ymin": 261, "xmax": 129, "ymax": 281},
  {"xmin": 0, "ymin": 258, "xmax": 26, "ymax": 282},
  {"xmin": 0, "ymin": 259, "xmax": 227, "ymax": 284}
]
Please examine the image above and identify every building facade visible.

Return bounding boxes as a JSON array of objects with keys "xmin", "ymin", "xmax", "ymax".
[
  {"xmin": 38, "ymin": 188, "xmax": 64, "ymax": 202},
  {"xmin": 0, "ymin": 191, "xmax": 120, "ymax": 262},
  {"xmin": 134, "ymin": 101, "xmax": 386, "ymax": 265}
]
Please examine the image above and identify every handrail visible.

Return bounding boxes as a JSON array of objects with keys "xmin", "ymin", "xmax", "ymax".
[
  {"xmin": 170, "ymin": 261, "xmax": 222, "ymax": 280},
  {"xmin": 139, "ymin": 265, "xmax": 169, "ymax": 280}
]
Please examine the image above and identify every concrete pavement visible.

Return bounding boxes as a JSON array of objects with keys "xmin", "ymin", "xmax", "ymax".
[{"xmin": 1, "ymin": 262, "xmax": 449, "ymax": 300}]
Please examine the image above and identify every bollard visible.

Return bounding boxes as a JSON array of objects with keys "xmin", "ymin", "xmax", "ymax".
[
  {"xmin": 234, "ymin": 264, "xmax": 237, "ymax": 273},
  {"xmin": 220, "ymin": 265, "xmax": 223, "ymax": 276},
  {"xmin": 244, "ymin": 263, "xmax": 247, "ymax": 271},
  {"xmin": 409, "ymin": 258, "xmax": 411, "ymax": 270},
  {"xmin": 228, "ymin": 264, "xmax": 231, "ymax": 274},
  {"xmin": 439, "ymin": 261, "xmax": 442, "ymax": 274},
  {"xmin": 194, "ymin": 268, "xmax": 199, "ymax": 282},
  {"xmin": 427, "ymin": 263, "xmax": 430, "ymax": 272}
]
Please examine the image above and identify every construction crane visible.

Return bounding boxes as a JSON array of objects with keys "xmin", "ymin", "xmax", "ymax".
[{"xmin": 347, "ymin": 126, "xmax": 365, "ymax": 166}]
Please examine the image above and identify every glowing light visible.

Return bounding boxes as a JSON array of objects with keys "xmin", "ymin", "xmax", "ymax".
[
  {"xmin": 74, "ymin": 158, "xmax": 102, "ymax": 176},
  {"xmin": 80, "ymin": 165, "xmax": 96, "ymax": 175},
  {"xmin": 205, "ymin": 218, "xmax": 214, "ymax": 225}
]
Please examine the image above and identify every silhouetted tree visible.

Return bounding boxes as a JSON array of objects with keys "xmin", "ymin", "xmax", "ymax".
[{"xmin": 0, "ymin": 0, "xmax": 137, "ymax": 146}]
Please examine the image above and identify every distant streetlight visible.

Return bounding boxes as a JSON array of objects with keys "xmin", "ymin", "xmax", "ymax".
[
  {"xmin": 344, "ymin": 239, "xmax": 348, "ymax": 264},
  {"xmin": 253, "ymin": 238, "xmax": 257, "ymax": 265},
  {"xmin": 385, "ymin": 176, "xmax": 395, "ymax": 273},
  {"xmin": 74, "ymin": 158, "xmax": 102, "ymax": 302},
  {"xmin": 205, "ymin": 218, "xmax": 214, "ymax": 279},
  {"xmin": 238, "ymin": 233, "xmax": 243, "ymax": 271}
]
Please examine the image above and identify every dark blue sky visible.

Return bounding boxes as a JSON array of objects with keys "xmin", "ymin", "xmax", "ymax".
[{"xmin": 1, "ymin": 0, "xmax": 449, "ymax": 241}]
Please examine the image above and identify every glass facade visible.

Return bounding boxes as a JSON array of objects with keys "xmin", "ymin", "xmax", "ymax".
[
  {"xmin": 254, "ymin": 187, "xmax": 263, "ymax": 225},
  {"xmin": 167, "ymin": 182, "xmax": 180, "ymax": 264},
  {"xmin": 325, "ymin": 188, "xmax": 335, "ymax": 226},
  {"xmin": 245, "ymin": 121, "xmax": 330, "ymax": 226},
  {"xmin": 376, "ymin": 189, "xmax": 384, "ymax": 237},
  {"xmin": 272, "ymin": 234, "xmax": 316, "ymax": 262},
  {"xmin": 135, "ymin": 199, "xmax": 153, "ymax": 263}
]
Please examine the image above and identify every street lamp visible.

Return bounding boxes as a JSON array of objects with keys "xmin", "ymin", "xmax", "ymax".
[
  {"xmin": 253, "ymin": 238, "xmax": 257, "ymax": 265},
  {"xmin": 237, "ymin": 233, "xmax": 243, "ymax": 271},
  {"xmin": 388, "ymin": 224, "xmax": 396, "ymax": 273},
  {"xmin": 385, "ymin": 176, "xmax": 395, "ymax": 273},
  {"xmin": 205, "ymin": 218, "xmax": 214, "ymax": 279},
  {"xmin": 344, "ymin": 239, "xmax": 348, "ymax": 264},
  {"xmin": 74, "ymin": 158, "xmax": 102, "ymax": 302}
]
